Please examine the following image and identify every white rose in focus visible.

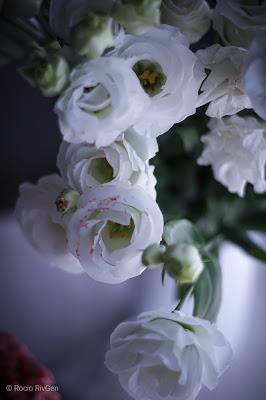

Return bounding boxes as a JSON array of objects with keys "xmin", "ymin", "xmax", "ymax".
[
  {"xmin": 105, "ymin": 310, "xmax": 232, "ymax": 400},
  {"xmin": 244, "ymin": 35, "xmax": 266, "ymax": 121},
  {"xmin": 57, "ymin": 131, "xmax": 158, "ymax": 198},
  {"xmin": 67, "ymin": 184, "xmax": 164, "ymax": 284},
  {"xmin": 197, "ymin": 44, "xmax": 251, "ymax": 118},
  {"xmin": 198, "ymin": 116, "xmax": 266, "ymax": 197},
  {"xmin": 55, "ymin": 57, "xmax": 149, "ymax": 147},
  {"xmin": 213, "ymin": 0, "xmax": 266, "ymax": 48},
  {"xmin": 161, "ymin": 0, "xmax": 211, "ymax": 44},
  {"xmin": 15, "ymin": 174, "xmax": 83, "ymax": 273},
  {"xmin": 110, "ymin": 25, "xmax": 206, "ymax": 137}
]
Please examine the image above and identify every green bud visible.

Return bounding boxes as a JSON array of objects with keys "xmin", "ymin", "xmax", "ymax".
[
  {"xmin": 20, "ymin": 43, "xmax": 69, "ymax": 97},
  {"xmin": 55, "ymin": 189, "xmax": 80, "ymax": 215},
  {"xmin": 112, "ymin": 0, "xmax": 161, "ymax": 35},
  {"xmin": 71, "ymin": 13, "xmax": 114, "ymax": 59},
  {"xmin": 142, "ymin": 244, "xmax": 166, "ymax": 267},
  {"xmin": 165, "ymin": 244, "xmax": 204, "ymax": 284}
]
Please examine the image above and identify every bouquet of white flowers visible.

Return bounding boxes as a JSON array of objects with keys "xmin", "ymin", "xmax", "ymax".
[{"xmin": 1, "ymin": 0, "xmax": 266, "ymax": 398}]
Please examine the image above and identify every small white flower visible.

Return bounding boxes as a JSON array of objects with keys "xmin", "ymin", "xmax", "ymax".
[
  {"xmin": 55, "ymin": 56, "xmax": 149, "ymax": 147},
  {"xmin": 57, "ymin": 131, "xmax": 158, "ymax": 198},
  {"xmin": 198, "ymin": 116, "xmax": 266, "ymax": 197},
  {"xmin": 112, "ymin": 0, "xmax": 161, "ymax": 35},
  {"xmin": 105, "ymin": 310, "xmax": 232, "ymax": 400},
  {"xmin": 213, "ymin": 0, "xmax": 266, "ymax": 48},
  {"xmin": 244, "ymin": 35, "xmax": 266, "ymax": 121},
  {"xmin": 110, "ymin": 25, "xmax": 206, "ymax": 137},
  {"xmin": 161, "ymin": 0, "xmax": 211, "ymax": 44},
  {"xmin": 15, "ymin": 174, "xmax": 83, "ymax": 273},
  {"xmin": 197, "ymin": 44, "xmax": 251, "ymax": 118},
  {"xmin": 67, "ymin": 183, "xmax": 164, "ymax": 284}
]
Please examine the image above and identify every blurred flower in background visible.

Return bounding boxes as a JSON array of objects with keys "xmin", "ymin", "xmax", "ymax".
[{"xmin": 0, "ymin": 331, "xmax": 60, "ymax": 399}]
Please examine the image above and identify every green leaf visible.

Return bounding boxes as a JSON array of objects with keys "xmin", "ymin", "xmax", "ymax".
[
  {"xmin": 193, "ymin": 252, "xmax": 222, "ymax": 322},
  {"xmin": 163, "ymin": 219, "xmax": 204, "ymax": 247}
]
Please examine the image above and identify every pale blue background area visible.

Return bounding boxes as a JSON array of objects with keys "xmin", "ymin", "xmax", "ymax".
[{"xmin": 0, "ymin": 214, "xmax": 266, "ymax": 400}]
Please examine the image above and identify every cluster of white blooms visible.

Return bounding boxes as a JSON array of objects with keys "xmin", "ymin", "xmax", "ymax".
[
  {"xmin": 17, "ymin": 24, "xmax": 207, "ymax": 283},
  {"xmin": 198, "ymin": 116, "xmax": 266, "ymax": 197},
  {"xmin": 106, "ymin": 310, "xmax": 232, "ymax": 400},
  {"xmin": 194, "ymin": 1, "xmax": 266, "ymax": 198},
  {"xmin": 12, "ymin": 9, "xmax": 240, "ymax": 400}
]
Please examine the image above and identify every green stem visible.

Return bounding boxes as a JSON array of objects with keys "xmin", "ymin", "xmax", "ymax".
[{"xmin": 174, "ymin": 285, "xmax": 193, "ymax": 311}]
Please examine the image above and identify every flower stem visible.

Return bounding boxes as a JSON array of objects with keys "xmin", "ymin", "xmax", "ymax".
[{"xmin": 174, "ymin": 285, "xmax": 193, "ymax": 311}]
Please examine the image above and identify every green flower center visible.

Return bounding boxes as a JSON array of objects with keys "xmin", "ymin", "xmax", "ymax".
[
  {"xmin": 133, "ymin": 60, "xmax": 166, "ymax": 96},
  {"xmin": 89, "ymin": 158, "xmax": 114, "ymax": 183},
  {"xmin": 102, "ymin": 218, "xmax": 135, "ymax": 251}
]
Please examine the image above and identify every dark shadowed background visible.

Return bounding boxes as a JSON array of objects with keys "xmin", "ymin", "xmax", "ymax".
[{"xmin": 1, "ymin": 62, "xmax": 266, "ymax": 399}]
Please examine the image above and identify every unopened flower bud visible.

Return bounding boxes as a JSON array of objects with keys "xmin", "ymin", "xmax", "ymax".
[
  {"xmin": 71, "ymin": 13, "xmax": 114, "ymax": 59},
  {"xmin": 55, "ymin": 189, "xmax": 80, "ymax": 215},
  {"xmin": 112, "ymin": 0, "xmax": 161, "ymax": 35},
  {"xmin": 142, "ymin": 243, "xmax": 166, "ymax": 267},
  {"xmin": 165, "ymin": 244, "xmax": 204, "ymax": 283},
  {"xmin": 20, "ymin": 43, "xmax": 69, "ymax": 97}
]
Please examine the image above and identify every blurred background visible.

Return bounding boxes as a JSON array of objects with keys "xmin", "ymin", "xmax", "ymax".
[{"xmin": 1, "ymin": 58, "xmax": 266, "ymax": 399}]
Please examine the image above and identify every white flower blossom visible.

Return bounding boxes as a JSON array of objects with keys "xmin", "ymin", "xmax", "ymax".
[
  {"xmin": 105, "ymin": 310, "xmax": 232, "ymax": 400},
  {"xmin": 67, "ymin": 183, "xmax": 164, "ymax": 284},
  {"xmin": 55, "ymin": 56, "xmax": 149, "ymax": 147},
  {"xmin": 109, "ymin": 25, "xmax": 206, "ymax": 137},
  {"xmin": 244, "ymin": 35, "xmax": 266, "ymax": 121},
  {"xmin": 161, "ymin": 0, "xmax": 211, "ymax": 44},
  {"xmin": 57, "ymin": 131, "xmax": 158, "ymax": 198},
  {"xmin": 198, "ymin": 116, "xmax": 266, "ymax": 197},
  {"xmin": 15, "ymin": 174, "xmax": 83, "ymax": 273},
  {"xmin": 213, "ymin": 0, "xmax": 266, "ymax": 48},
  {"xmin": 197, "ymin": 44, "xmax": 251, "ymax": 118}
]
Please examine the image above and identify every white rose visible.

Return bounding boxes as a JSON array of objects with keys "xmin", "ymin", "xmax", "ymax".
[
  {"xmin": 213, "ymin": 0, "xmax": 266, "ymax": 48},
  {"xmin": 15, "ymin": 174, "xmax": 83, "ymax": 273},
  {"xmin": 198, "ymin": 116, "xmax": 266, "ymax": 197},
  {"xmin": 105, "ymin": 310, "xmax": 232, "ymax": 400},
  {"xmin": 109, "ymin": 25, "xmax": 206, "ymax": 137},
  {"xmin": 57, "ymin": 131, "xmax": 158, "ymax": 198},
  {"xmin": 161, "ymin": 0, "xmax": 211, "ymax": 44},
  {"xmin": 244, "ymin": 35, "xmax": 266, "ymax": 121},
  {"xmin": 67, "ymin": 183, "xmax": 164, "ymax": 284},
  {"xmin": 55, "ymin": 56, "xmax": 149, "ymax": 147},
  {"xmin": 197, "ymin": 44, "xmax": 252, "ymax": 118}
]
